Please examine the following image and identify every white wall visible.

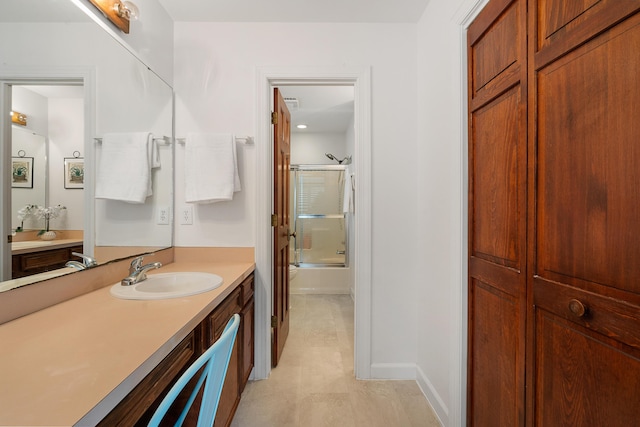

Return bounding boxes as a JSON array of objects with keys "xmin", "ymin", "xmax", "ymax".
[
  {"xmin": 415, "ymin": 0, "xmax": 485, "ymax": 425},
  {"xmin": 48, "ymin": 97, "xmax": 85, "ymax": 231},
  {"xmin": 290, "ymin": 132, "xmax": 348, "ymax": 165},
  {"xmin": 173, "ymin": 22, "xmax": 421, "ymax": 374}
]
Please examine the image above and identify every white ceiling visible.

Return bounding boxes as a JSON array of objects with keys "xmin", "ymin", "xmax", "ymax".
[
  {"xmin": 157, "ymin": 0, "xmax": 431, "ymax": 23},
  {"xmin": 20, "ymin": 85, "xmax": 85, "ymax": 99},
  {"xmin": 279, "ymin": 85, "xmax": 354, "ymax": 134}
]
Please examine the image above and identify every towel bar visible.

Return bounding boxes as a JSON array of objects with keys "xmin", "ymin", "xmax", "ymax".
[
  {"xmin": 94, "ymin": 135, "xmax": 171, "ymax": 145},
  {"xmin": 176, "ymin": 136, "xmax": 254, "ymax": 145}
]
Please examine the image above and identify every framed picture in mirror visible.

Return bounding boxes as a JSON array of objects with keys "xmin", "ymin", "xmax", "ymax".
[
  {"xmin": 12, "ymin": 156, "xmax": 34, "ymax": 188},
  {"xmin": 64, "ymin": 157, "xmax": 84, "ymax": 189}
]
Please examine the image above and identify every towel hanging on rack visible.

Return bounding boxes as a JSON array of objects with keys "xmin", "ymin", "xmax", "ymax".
[
  {"xmin": 95, "ymin": 132, "xmax": 155, "ymax": 203},
  {"xmin": 184, "ymin": 133, "xmax": 241, "ymax": 204}
]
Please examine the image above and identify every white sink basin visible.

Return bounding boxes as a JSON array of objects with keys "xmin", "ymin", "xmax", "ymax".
[{"xmin": 110, "ymin": 272, "xmax": 223, "ymax": 300}]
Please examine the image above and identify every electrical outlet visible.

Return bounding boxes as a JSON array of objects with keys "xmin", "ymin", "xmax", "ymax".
[
  {"xmin": 181, "ymin": 206, "xmax": 193, "ymax": 225},
  {"xmin": 157, "ymin": 206, "xmax": 170, "ymax": 225}
]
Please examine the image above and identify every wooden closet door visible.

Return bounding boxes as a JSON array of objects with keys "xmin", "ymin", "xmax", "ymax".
[
  {"xmin": 529, "ymin": 1, "xmax": 640, "ymax": 425},
  {"xmin": 467, "ymin": 0, "xmax": 528, "ymax": 425}
]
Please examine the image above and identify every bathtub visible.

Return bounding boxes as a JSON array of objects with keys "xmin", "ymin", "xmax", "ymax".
[{"xmin": 290, "ymin": 266, "xmax": 351, "ymax": 294}]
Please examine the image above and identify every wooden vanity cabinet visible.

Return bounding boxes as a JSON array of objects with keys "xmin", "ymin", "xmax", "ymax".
[
  {"xmin": 12, "ymin": 244, "xmax": 83, "ymax": 279},
  {"xmin": 239, "ymin": 275, "xmax": 255, "ymax": 391},
  {"xmin": 210, "ymin": 273, "xmax": 255, "ymax": 426},
  {"xmin": 208, "ymin": 286, "xmax": 242, "ymax": 427},
  {"xmin": 99, "ymin": 273, "xmax": 255, "ymax": 427},
  {"xmin": 97, "ymin": 330, "xmax": 199, "ymax": 426}
]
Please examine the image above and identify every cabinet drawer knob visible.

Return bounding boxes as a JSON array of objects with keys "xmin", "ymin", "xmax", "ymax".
[{"xmin": 568, "ymin": 299, "xmax": 587, "ymax": 318}]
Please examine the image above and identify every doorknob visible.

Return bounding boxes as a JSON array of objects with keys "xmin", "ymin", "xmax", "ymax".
[
  {"xmin": 568, "ymin": 299, "xmax": 587, "ymax": 318},
  {"xmin": 287, "ymin": 230, "xmax": 296, "ymax": 241}
]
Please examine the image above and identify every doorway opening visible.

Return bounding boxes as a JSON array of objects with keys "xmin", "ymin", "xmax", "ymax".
[
  {"xmin": 254, "ymin": 67, "xmax": 372, "ymax": 380},
  {"xmin": 282, "ymin": 85, "xmax": 354, "ymax": 296}
]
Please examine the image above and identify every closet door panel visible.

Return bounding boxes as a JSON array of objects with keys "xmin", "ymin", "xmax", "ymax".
[
  {"xmin": 467, "ymin": 0, "xmax": 527, "ymax": 424},
  {"xmin": 532, "ymin": 9, "xmax": 640, "ymax": 426},
  {"xmin": 470, "ymin": 87, "xmax": 523, "ymax": 269},
  {"xmin": 534, "ymin": 309, "xmax": 640, "ymax": 426},
  {"xmin": 470, "ymin": 0, "xmax": 521, "ymax": 95},
  {"xmin": 469, "ymin": 278, "xmax": 523, "ymax": 426},
  {"xmin": 532, "ymin": 0, "xmax": 640, "ymax": 67},
  {"xmin": 536, "ymin": 17, "xmax": 640, "ymax": 294}
]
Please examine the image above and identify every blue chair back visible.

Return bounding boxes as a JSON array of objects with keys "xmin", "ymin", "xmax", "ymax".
[{"xmin": 148, "ymin": 313, "xmax": 240, "ymax": 427}]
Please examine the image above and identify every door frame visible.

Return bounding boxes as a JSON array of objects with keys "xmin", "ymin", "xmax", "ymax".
[
  {"xmin": 254, "ymin": 66, "xmax": 372, "ymax": 379},
  {"xmin": 453, "ymin": 0, "xmax": 492, "ymax": 425}
]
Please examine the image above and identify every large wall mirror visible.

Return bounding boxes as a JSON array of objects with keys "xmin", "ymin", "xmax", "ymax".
[{"xmin": 0, "ymin": 0, "xmax": 174, "ymax": 290}]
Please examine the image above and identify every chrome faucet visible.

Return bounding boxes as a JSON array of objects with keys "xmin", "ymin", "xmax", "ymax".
[
  {"xmin": 65, "ymin": 252, "xmax": 98, "ymax": 270},
  {"xmin": 72, "ymin": 252, "xmax": 98, "ymax": 269},
  {"xmin": 65, "ymin": 260, "xmax": 87, "ymax": 271},
  {"xmin": 121, "ymin": 255, "xmax": 162, "ymax": 286}
]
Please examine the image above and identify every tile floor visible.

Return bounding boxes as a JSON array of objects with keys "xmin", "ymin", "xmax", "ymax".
[{"xmin": 231, "ymin": 294, "xmax": 442, "ymax": 427}]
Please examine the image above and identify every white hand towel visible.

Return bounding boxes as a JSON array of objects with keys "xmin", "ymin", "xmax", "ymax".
[
  {"xmin": 342, "ymin": 167, "xmax": 353, "ymax": 214},
  {"xmin": 185, "ymin": 133, "xmax": 241, "ymax": 204},
  {"xmin": 95, "ymin": 132, "xmax": 152, "ymax": 204},
  {"xmin": 149, "ymin": 137, "xmax": 161, "ymax": 169},
  {"xmin": 147, "ymin": 137, "xmax": 161, "ymax": 197}
]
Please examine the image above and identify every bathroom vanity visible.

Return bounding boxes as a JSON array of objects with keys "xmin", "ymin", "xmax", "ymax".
[
  {"xmin": 11, "ymin": 239, "xmax": 83, "ymax": 279},
  {"xmin": 100, "ymin": 273, "xmax": 255, "ymax": 426},
  {"xmin": 0, "ymin": 249, "xmax": 255, "ymax": 426}
]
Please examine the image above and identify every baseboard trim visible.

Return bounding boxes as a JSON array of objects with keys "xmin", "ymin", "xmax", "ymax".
[
  {"xmin": 290, "ymin": 287, "xmax": 350, "ymax": 295},
  {"xmin": 416, "ymin": 365, "xmax": 448, "ymax": 426},
  {"xmin": 370, "ymin": 362, "xmax": 416, "ymax": 380}
]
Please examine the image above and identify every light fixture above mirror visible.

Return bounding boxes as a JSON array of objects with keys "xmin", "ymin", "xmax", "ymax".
[
  {"xmin": 10, "ymin": 111, "xmax": 27, "ymax": 126},
  {"xmin": 87, "ymin": 0, "xmax": 139, "ymax": 33}
]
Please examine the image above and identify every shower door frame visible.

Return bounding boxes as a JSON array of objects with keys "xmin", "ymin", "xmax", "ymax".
[{"xmin": 290, "ymin": 164, "xmax": 349, "ymax": 268}]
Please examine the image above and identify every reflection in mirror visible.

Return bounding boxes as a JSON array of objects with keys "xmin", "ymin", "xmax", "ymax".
[
  {"xmin": 11, "ymin": 128, "xmax": 47, "ymax": 221},
  {"xmin": 0, "ymin": 0, "xmax": 173, "ymax": 291},
  {"xmin": 10, "ymin": 84, "xmax": 85, "ymax": 281}
]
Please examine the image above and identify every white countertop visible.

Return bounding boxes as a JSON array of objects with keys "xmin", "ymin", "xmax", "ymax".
[{"xmin": 0, "ymin": 259, "xmax": 255, "ymax": 426}]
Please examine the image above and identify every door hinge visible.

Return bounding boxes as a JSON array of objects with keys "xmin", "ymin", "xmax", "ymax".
[
  {"xmin": 7, "ymin": 234, "xmax": 12, "ymax": 244},
  {"xmin": 271, "ymin": 111, "xmax": 278, "ymax": 125},
  {"xmin": 271, "ymin": 214, "xmax": 278, "ymax": 227},
  {"xmin": 271, "ymin": 315, "xmax": 278, "ymax": 328}
]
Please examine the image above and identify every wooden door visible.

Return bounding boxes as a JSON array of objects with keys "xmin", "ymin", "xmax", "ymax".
[
  {"xmin": 272, "ymin": 88, "xmax": 291, "ymax": 367},
  {"xmin": 467, "ymin": 0, "xmax": 528, "ymax": 425},
  {"xmin": 529, "ymin": 2, "xmax": 640, "ymax": 425}
]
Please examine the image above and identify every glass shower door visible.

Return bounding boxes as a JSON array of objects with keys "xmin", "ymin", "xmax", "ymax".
[{"xmin": 290, "ymin": 166, "xmax": 348, "ymax": 267}]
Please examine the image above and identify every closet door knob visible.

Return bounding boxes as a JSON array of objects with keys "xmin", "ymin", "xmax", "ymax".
[{"xmin": 568, "ymin": 299, "xmax": 587, "ymax": 318}]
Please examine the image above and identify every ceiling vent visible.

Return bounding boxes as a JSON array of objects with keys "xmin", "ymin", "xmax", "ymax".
[{"xmin": 284, "ymin": 97, "xmax": 299, "ymax": 111}]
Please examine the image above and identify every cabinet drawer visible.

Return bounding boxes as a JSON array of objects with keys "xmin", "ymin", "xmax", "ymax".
[
  {"xmin": 18, "ymin": 249, "xmax": 69, "ymax": 271},
  {"xmin": 240, "ymin": 275, "xmax": 254, "ymax": 306},
  {"xmin": 210, "ymin": 287, "xmax": 241, "ymax": 342},
  {"xmin": 534, "ymin": 277, "xmax": 640, "ymax": 350}
]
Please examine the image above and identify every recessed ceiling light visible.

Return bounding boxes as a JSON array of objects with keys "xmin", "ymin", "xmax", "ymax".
[{"xmin": 296, "ymin": 124, "xmax": 307, "ymax": 129}]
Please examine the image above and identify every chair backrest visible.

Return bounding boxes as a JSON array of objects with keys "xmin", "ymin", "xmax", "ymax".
[{"xmin": 148, "ymin": 313, "xmax": 241, "ymax": 427}]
